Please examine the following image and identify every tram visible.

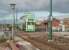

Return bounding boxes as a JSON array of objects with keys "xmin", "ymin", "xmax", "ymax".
[{"xmin": 25, "ymin": 12, "xmax": 35, "ymax": 32}]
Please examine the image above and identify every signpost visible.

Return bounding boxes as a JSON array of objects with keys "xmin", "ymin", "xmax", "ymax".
[
  {"xmin": 9, "ymin": 3, "xmax": 16, "ymax": 40},
  {"xmin": 48, "ymin": 0, "xmax": 53, "ymax": 41}
]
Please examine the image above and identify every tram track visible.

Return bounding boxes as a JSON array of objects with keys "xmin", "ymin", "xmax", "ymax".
[
  {"xmin": 16, "ymin": 32, "xmax": 69, "ymax": 50},
  {"xmin": 30, "ymin": 36, "xmax": 69, "ymax": 50},
  {"xmin": 17, "ymin": 34, "xmax": 58, "ymax": 50}
]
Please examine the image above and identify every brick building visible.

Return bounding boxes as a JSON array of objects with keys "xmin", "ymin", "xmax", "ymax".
[
  {"xmin": 36, "ymin": 18, "xmax": 60, "ymax": 32},
  {"xmin": 63, "ymin": 18, "xmax": 69, "ymax": 31}
]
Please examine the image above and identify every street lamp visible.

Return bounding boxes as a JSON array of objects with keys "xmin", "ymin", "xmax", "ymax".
[
  {"xmin": 48, "ymin": 0, "xmax": 53, "ymax": 41},
  {"xmin": 9, "ymin": 3, "xmax": 16, "ymax": 40}
]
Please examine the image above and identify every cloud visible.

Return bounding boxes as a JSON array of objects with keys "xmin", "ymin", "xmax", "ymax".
[
  {"xmin": 0, "ymin": 0, "xmax": 69, "ymax": 16},
  {"xmin": 0, "ymin": 0, "xmax": 69, "ymax": 24},
  {"xmin": 53, "ymin": 0, "xmax": 69, "ymax": 13},
  {"xmin": 16, "ymin": 0, "xmax": 49, "ymax": 12},
  {"xmin": 16, "ymin": 0, "xmax": 69, "ymax": 13}
]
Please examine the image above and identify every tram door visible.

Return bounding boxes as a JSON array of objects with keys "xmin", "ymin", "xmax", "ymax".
[{"xmin": 26, "ymin": 19, "xmax": 35, "ymax": 32}]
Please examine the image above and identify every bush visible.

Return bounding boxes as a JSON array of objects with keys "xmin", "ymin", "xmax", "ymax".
[{"xmin": 0, "ymin": 35, "xmax": 7, "ymax": 43}]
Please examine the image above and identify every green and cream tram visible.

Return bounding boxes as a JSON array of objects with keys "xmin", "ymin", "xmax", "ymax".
[{"xmin": 25, "ymin": 12, "xmax": 35, "ymax": 32}]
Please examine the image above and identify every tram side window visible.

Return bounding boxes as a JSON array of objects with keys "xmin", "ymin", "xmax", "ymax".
[
  {"xmin": 27, "ymin": 22, "xmax": 31, "ymax": 25},
  {"xmin": 27, "ymin": 22, "xmax": 35, "ymax": 25},
  {"xmin": 28, "ymin": 19, "xmax": 34, "ymax": 21}
]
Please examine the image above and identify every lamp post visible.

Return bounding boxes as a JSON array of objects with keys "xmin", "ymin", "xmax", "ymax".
[
  {"xmin": 9, "ymin": 3, "xmax": 16, "ymax": 40},
  {"xmin": 48, "ymin": 0, "xmax": 53, "ymax": 41}
]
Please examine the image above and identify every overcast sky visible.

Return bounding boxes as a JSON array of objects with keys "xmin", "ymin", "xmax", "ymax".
[{"xmin": 0, "ymin": 0, "xmax": 69, "ymax": 19}]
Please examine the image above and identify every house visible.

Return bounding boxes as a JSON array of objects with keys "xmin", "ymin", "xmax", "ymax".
[
  {"xmin": 35, "ymin": 20, "xmax": 47, "ymax": 32},
  {"xmin": 63, "ymin": 18, "xmax": 69, "ymax": 31},
  {"xmin": 36, "ymin": 18, "xmax": 60, "ymax": 32},
  {"xmin": 52, "ymin": 18, "xmax": 60, "ymax": 31}
]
